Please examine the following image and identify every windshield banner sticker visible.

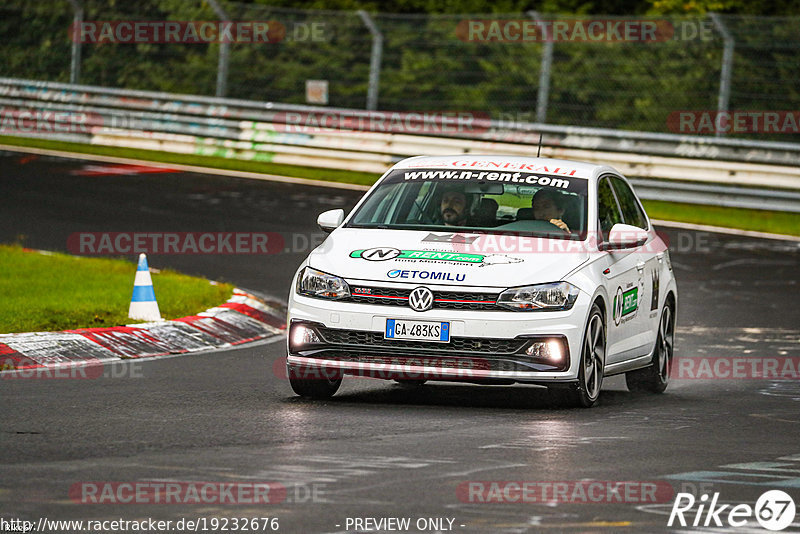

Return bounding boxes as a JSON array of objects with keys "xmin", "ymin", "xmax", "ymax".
[
  {"xmin": 350, "ymin": 247, "xmax": 522, "ymax": 267},
  {"xmin": 407, "ymin": 160, "xmax": 580, "ymax": 175},
  {"xmin": 403, "ymin": 170, "xmax": 572, "ymax": 188}
]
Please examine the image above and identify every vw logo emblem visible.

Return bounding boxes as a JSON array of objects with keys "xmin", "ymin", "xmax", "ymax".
[{"xmin": 408, "ymin": 287, "xmax": 434, "ymax": 312}]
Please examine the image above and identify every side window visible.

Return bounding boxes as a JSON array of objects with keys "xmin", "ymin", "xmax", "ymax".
[
  {"xmin": 403, "ymin": 182, "xmax": 434, "ymax": 223},
  {"xmin": 597, "ymin": 177, "xmax": 623, "ymax": 236},
  {"xmin": 368, "ymin": 183, "xmax": 403, "ymax": 224},
  {"xmin": 611, "ymin": 177, "xmax": 648, "ymax": 230}
]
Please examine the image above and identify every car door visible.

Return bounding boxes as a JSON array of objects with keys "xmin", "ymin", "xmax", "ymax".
[
  {"xmin": 597, "ymin": 175, "xmax": 648, "ymax": 364},
  {"xmin": 610, "ymin": 176, "xmax": 659, "ymax": 350}
]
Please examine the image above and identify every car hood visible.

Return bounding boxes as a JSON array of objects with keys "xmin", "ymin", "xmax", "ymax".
[{"xmin": 307, "ymin": 228, "xmax": 590, "ymax": 289}]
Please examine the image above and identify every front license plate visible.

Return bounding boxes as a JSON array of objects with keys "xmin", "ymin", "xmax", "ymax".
[{"xmin": 385, "ymin": 319, "xmax": 450, "ymax": 342}]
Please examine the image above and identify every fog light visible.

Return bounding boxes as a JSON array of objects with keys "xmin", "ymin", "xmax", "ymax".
[
  {"xmin": 526, "ymin": 340, "xmax": 563, "ymax": 361},
  {"xmin": 290, "ymin": 323, "xmax": 321, "ymax": 352}
]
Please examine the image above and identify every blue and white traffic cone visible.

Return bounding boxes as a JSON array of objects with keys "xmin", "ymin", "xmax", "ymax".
[{"xmin": 128, "ymin": 253, "xmax": 161, "ymax": 321}]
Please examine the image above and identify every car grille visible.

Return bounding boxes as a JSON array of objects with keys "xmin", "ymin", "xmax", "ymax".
[
  {"xmin": 317, "ymin": 327, "xmax": 526, "ymax": 355},
  {"xmin": 346, "ymin": 286, "xmax": 500, "ymax": 311}
]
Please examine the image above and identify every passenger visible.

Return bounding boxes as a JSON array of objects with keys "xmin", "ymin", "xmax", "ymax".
[{"xmin": 531, "ymin": 189, "xmax": 570, "ymax": 232}]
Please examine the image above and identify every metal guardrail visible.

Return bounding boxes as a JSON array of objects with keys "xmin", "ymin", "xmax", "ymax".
[
  {"xmin": 1, "ymin": 78, "xmax": 799, "ymax": 211},
  {"xmin": 628, "ymin": 179, "xmax": 800, "ymax": 213}
]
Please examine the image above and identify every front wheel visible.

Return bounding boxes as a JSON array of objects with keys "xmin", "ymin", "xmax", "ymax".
[
  {"xmin": 626, "ymin": 304, "xmax": 674, "ymax": 393},
  {"xmin": 288, "ymin": 366, "xmax": 342, "ymax": 399},
  {"xmin": 555, "ymin": 303, "xmax": 605, "ymax": 408}
]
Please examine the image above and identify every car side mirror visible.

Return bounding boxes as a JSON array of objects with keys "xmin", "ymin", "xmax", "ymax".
[
  {"xmin": 317, "ymin": 209, "xmax": 345, "ymax": 233},
  {"xmin": 601, "ymin": 223, "xmax": 648, "ymax": 250}
]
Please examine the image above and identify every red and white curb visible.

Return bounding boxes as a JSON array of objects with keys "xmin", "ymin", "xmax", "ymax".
[{"xmin": 0, "ymin": 289, "xmax": 286, "ymax": 372}]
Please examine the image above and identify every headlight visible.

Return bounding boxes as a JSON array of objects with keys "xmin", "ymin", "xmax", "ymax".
[
  {"xmin": 296, "ymin": 267, "xmax": 350, "ymax": 300},
  {"xmin": 496, "ymin": 282, "xmax": 579, "ymax": 311}
]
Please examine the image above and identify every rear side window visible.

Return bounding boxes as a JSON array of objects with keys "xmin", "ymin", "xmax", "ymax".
[
  {"xmin": 597, "ymin": 177, "xmax": 622, "ymax": 235},
  {"xmin": 610, "ymin": 177, "xmax": 648, "ymax": 230}
]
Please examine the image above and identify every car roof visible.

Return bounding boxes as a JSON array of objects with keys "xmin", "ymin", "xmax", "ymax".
[{"xmin": 391, "ymin": 155, "xmax": 618, "ymax": 181}]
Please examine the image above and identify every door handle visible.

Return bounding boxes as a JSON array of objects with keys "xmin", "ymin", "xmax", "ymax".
[
  {"xmin": 656, "ymin": 252, "xmax": 664, "ymax": 263},
  {"xmin": 636, "ymin": 261, "xmax": 645, "ymax": 273}
]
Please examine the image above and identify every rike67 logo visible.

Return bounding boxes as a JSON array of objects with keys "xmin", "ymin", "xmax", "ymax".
[{"xmin": 668, "ymin": 490, "xmax": 796, "ymax": 531}]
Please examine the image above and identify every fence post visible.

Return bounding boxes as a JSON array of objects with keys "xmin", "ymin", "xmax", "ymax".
[
  {"xmin": 709, "ymin": 13, "xmax": 734, "ymax": 138},
  {"xmin": 67, "ymin": 0, "xmax": 83, "ymax": 84},
  {"xmin": 358, "ymin": 10, "xmax": 383, "ymax": 111},
  {"xmin": 528, "ymin": 11, "xmax": 552, "ymax": 124},
  {"xmin": 207, "ymin": 0, "xmax": 231, "ymax": 98}
]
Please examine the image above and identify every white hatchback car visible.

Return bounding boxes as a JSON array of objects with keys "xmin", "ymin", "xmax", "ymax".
[{"xmin": 286, "ymin": 155, "xmax": 677, "ymax": 407}]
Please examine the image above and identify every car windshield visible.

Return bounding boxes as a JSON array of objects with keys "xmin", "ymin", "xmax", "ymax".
[{"xmin": 347, "ymin": 167, "xmax": 589, "ymax": 238}]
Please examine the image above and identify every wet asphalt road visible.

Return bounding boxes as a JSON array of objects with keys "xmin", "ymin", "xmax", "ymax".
[{"xmin": 1, "ymin": 150, "xmax": 800, "ymax": 533}]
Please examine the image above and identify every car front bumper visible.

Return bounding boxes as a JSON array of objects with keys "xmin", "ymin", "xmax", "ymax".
[{"xmin": 286, "ymin": 288, "xmax": 592, "ymax": 383}]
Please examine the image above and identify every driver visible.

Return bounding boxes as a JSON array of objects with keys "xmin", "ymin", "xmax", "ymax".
[
  {"xmin": 532, "ymin": 189, "xmax": 570, "ymax": 232},
  {"xmin": 440, "ymin": 189, "xmax": 469, "ymax": 226}
]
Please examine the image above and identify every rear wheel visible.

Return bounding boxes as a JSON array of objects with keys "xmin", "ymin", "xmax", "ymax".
[
  {"xmin": 555, "ymin": 303, "xmax": 605, "ymax": 408},
  {"xmin": 626, "ymin": 303, "xmax": 674, "ymax": 393},
  {"xmin": 288, "ymin": 366, "xmax": 342, "ymax": 398}
]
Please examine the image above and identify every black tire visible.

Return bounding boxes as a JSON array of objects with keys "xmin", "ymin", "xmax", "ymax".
[
  {"xmin": 626, "ymin": 303, "xmax": 675, "ymax": 394},
  {"xmin": 394, "ymin": 379, "xmax": 427, "ymax": 387},
  {"xmin": 555, "ymin": 302, "xmax": 605, "ymax": 408},
  {"xmin": 288, "ymin": 367, "xmax": 342, "ymax": 399}
]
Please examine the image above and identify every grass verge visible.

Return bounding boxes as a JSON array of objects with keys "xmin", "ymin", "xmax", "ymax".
[
  {"xmin": 642, "ymin": 200, "xmax": 800, "ymax": 236},
  {"xmin": 2, "ymin": 135, "xmax": 798, "ymax": 236},
  {"xmin": 0, "ymin": 245, "xmax": 234, "ymax": 334}
]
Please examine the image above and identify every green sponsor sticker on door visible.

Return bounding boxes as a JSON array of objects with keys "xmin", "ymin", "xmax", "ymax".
[{"xmin": 621, "ymin": 287, "xmax": 638, "ymax": 316}]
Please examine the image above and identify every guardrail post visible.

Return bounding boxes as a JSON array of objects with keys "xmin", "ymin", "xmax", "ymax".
[
  {"xmin": 207, "ymin": 0, "xmax": 231, "ymax": 98},
  {"xmin": 528, "ymin": 11, "xmax": 552, "ymax": 124},
  {"xmin": 67, "ymin": 0, "xmax": 83, "ymax": 84},
  {"xmin": 358, "ymin": 10, "xmax": 383, "ymax": 111},
  {"xmin": 709, "ymin": 13, "xmax": 734, "ymax": 138}
]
